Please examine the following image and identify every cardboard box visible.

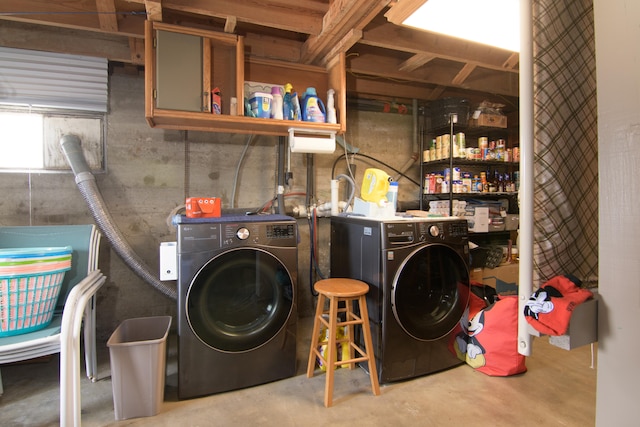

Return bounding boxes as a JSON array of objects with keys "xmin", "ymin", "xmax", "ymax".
[
  {"xmin": 479, "ymin": 262, "xmax": 519, "ymax": 295},
  {"xmin": 469, "ymin": 113, "xmax": 507, "ymax": 128},
  {"xmin": 548, "ymin": 293, "xmax": 598, "ymax": 350},
  {"xmin": 466, "ymin": 206, "xmax": 489, "ymax": 233}
]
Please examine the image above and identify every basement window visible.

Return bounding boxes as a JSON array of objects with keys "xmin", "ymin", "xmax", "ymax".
[
  {"xmin": 0, "ymin": 46, "xmax": 108, "ymax": 173},
  {"xmin": 0, "ymin": 108, "xmax": 105, "ymax": 173}
]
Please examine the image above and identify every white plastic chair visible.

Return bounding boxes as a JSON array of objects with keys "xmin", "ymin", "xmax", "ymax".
[{"xmin": 0, "ymin": 225, "xmax": 105, "ymax": 426}]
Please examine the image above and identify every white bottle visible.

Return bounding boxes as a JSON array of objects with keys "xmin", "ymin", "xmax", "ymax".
[
  {"xmin": 386, "ymin": 181, "xmax": 398, "ymax": 213},
  {"xmin": 326, "ymin": 88, "xmax": 337, "ymax": 124},
  {"xmin": 271, "ymin": 87, "xmax": 284, "ymax": 119}
]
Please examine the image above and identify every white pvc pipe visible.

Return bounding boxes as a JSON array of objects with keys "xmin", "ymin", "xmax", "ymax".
[{"xmin": 518, "ymin": 0, "xmax": 534, "ymax": 356}]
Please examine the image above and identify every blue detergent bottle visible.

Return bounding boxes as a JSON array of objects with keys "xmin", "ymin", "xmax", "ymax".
[
  {"xmin": 283, "ymin": 83, "xmax": 295, "ymax": 120},
  {"xmin": 301, "ymin": 87, "xmax": 326, "ymax": 122}
]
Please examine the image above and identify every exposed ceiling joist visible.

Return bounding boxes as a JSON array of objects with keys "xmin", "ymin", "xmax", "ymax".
[
  {"xmin": 0, "ymin": 0, "xmax": 520, "ymax": 107},
  {"xmin": 144, "ymin": 0, "xmax": 163, "ymax": 22},
  {"xmin": 399, "ymin": 53, "xmax": 435, "ymax": 73},
  {"xmin": 96, "ymin": 0, "xmax": 118, "ymax": 32},
  {"xmin": 300, "ymin": 0, "xmax": 389, "ymax": 64},
  {"xmin": 452, "ymin": 63, "xmax": 477, "ymax": 86}
]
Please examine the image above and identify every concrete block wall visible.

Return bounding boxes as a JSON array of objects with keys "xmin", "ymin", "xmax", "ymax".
[{"xmin": 0, "ymin": 69, "xmax": 417, "ymax": 342}]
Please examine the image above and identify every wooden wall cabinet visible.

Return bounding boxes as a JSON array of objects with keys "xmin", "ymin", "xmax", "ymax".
[{"xmin": 145, "ymin": 21, "xmax": 346, "ymax": 136}]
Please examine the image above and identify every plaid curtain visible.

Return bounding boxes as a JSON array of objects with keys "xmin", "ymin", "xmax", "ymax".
[{"xmin": 532, "ymin": 0, "xmax": 598, "ymax": 287}]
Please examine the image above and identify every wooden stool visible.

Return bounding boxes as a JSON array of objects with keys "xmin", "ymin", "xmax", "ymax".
[{"xmin": 307, "ymin": 278, "xmax": 380, "ymax": 407}]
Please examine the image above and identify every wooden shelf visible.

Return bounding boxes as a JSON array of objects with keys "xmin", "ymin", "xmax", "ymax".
[
  {"xmin": 146, "ymin": 109, "xmax": 343, "ymax": 136},
  {"xmin": 422, "ymin": 159, "xmax": 518, "ymax": 168},
  {"xmin": 145, "ymin": 21, "xmax": 346, "ymax": 136}
]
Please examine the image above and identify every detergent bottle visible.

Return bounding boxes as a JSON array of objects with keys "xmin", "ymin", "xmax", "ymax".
[
  {"xmin": 301, "ymin": 87, "xmax": 326, "ymax": 122},
  {"xmin": 361, "ymin": 168, "xmax": 391, "ymax": 206},
  {"xmin": 283, "ymin": 83, "xmax": 295, "ymax": 120}
]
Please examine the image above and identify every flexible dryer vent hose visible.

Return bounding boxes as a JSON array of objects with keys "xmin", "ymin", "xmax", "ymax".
[{"xmin": 60, "ymin": 134, "xmax": 177, "ymax": 300}]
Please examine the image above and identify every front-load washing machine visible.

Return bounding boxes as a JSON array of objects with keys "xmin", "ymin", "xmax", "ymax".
[
  {"xmin": 330, "ymin": 215, "xmax": 470, "ymax": 383},
  {"xmin": 176, "ymin": 214, "xmax": 298, "ymax": 399}
]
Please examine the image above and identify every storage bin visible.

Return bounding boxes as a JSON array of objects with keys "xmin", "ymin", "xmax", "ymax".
[
  {"xmin": 107, "ymin": 316, "xmax": 172, "ymax": 420},
  {"xmin": 428, "ymin": 97, "xmax": 470, "ymax": 130}
]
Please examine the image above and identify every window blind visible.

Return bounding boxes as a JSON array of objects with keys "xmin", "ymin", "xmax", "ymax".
[{"xmin": 0, "ymin": 46, "xmax": 108, "ymax": 112}]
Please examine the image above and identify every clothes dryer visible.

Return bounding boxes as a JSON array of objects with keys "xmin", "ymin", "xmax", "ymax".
[
  {"xmin": 176, "ymin": 214, "xmax": 297, "ymax": 399},
  {"xmin": 330, "ymin": 215, "xmax": 470, "ymax": 383}
]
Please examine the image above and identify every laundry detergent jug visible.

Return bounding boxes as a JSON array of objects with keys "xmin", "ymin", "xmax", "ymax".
[
  {"xmin": 301, "ymin": 87, "xmax": 326, "ymax": 122},
  {"xmin": 361, "ymin": 168, "xmax": 391, "ymax": 205}
]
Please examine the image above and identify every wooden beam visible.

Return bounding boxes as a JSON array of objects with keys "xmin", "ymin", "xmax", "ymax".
[
  {"xmin": 130, "ymin": 0, "xmax": 326, "ymax": 35},
  {"xmin": 384, "ymin": 0, "xmax": 426, "ymax": 25},
  {"xmin": 0, "ymin": 0, "xmax": 145, "ymax": 37},
  {"xmin": 452, "ymin": 63, "xmax": 476, "ymax": 86},
  {"xmin": 348, "ymin": 50, "xmax": 519, "ymax": 98},
  {"xmin": 224, "ymin": 16, "xmax": 237, "ymax": 34},
  {"xmin": 399, "ymin": 53, "xmax": 435, "ymax": 72},
  {"xmin": 320, "ymin": 29, "xmax": 362, "ymax": 67},
  {"xmin": 503, "ymin": 52, "xmax": 519, "ymax": 70},
  {"xmin": 129, "ymin": 36, "xmax": 145, "ymax": 65},
  {"xmin": 144, "ymin": 0, "xmax": 163, "ymax": 22},
  {"xmin": 95, "ymin": 0, "xmax": 118, "ymax": 32},
  {"xmin": 0, "ymin": 20, "xmax": 135, "ymax": 63},
  {"xmin": 360, "ymin": 17, "xmax": 519, "ymax": 75},
  {"xmin": 429, "ymin": 86, "xmax": 447, "ymax": 101},
  {"xmin": 301, "ymin": 0, "xmax": 388, "ymax": 64}
]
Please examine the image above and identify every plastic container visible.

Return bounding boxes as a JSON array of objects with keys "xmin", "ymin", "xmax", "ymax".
[
  {"xmin": 108, "ymin": 316, "xmax": 172, "ymax": 420},
  {"xmin": 386, "ymin": 181, "xmax": 398, "ymax": 213},
  {"xmin": 0, "ymin": 246, "xmax": 72, "ymax": 337},
  {"xmin": 211, "ymin": 87, "xmax": 221, "ymax": 114},
  {"xmin": 249, "ymin": 92, "xmax": 272, "ymax": 118},
  {"xmin": 300, "ymin": 87, "xmax": 326, "ymax": 122},
  {"xmin": 283, "ymin": 83, "xmax": 295, "ymax": 120},
  {"xmin": 270, "ymin": 86, "xmax": 283, "ymax": 119},
  {"xmin": 360, "ymin": 168, "xmax": 391, "ymax": 205},
  {"xmin": 326, "ymin": 88, "xmax": 337, "ymax": 124}
]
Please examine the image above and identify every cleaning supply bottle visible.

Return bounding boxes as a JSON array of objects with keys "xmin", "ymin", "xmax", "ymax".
[
  {"xmin": 386, "ymin": 181, "xmax": 398, "ymax": 213},
  {"xmin": 270, "ymin": 86, "xmax": 283, "ymax": 119},
  {"xmin": 283, "ymin": 83, "xmax": 295, "ymax": 120},
  {"xmin": 326, "ymin": 88, "xmax": 337, "ymax": 124},
  {"xmin": 211, "ymin": 87, "xmax": 222, "ymax": 114},
  {"xmin": 291, "ymin": 90, "xmax": 302, "ymax": 121},
  {"xmin": 301, "ymin": 87, "xmax": 326, "ymax": 123},
  {"xmin": 361, "ymin": 168, "xmax": 391, "ymax": 206}
]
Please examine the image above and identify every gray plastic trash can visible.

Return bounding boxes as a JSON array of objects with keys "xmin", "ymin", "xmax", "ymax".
[{"xmin": 107, "ymin": 316, "xmax": 172, "ymax": 420}]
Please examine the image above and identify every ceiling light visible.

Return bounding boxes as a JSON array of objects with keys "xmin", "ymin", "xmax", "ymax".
[{"xmin": 401, "ymin": 0, "xmax": 520, "ymax": 52}]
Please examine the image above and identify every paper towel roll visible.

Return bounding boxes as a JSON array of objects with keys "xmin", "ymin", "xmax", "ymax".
[{"xmin": 289, "ymin": 129, "xmax": 335, "ymax": 154}]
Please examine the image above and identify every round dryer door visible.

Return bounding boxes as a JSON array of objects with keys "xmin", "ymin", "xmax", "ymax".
[
  {"xmin": 391, "ymin": 243, "xmax": 469, "ymax": 341},
  {"xmin": 186, "ymin": 248, "xmax": 294, "ymax": 352}
]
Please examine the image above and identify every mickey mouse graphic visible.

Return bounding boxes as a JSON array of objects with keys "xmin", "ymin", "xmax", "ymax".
[
  {"xmin": 453, "ymin": 306, "xmax": 487, "ymax": 368},
  {"xmin": 524, "ymin": 286, "xmax": 563, "ymax": 319},
  {"xmin": 465, "ymin": 310, "xmax": 487, "ymax": 368}
]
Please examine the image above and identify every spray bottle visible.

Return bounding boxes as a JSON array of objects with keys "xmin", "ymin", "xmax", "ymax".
[
  {"xmin": 291, "ymin": 89, "xmax": 302, "ymax": 121},
  {"xmin": 326, "ymin": 88, "xmax": 337, "ymax": 124}
]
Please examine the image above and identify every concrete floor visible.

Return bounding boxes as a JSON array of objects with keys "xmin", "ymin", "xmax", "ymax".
[{"xmin": 0, "ymin": 316, "xmax": 597, "ymax": 427}]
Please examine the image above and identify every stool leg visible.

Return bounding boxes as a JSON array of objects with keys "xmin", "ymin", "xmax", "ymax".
[
  {"xmin": 358, "ymin": 295, "xmax": 380, "ymax": 396},
  {"xmin": 345, "ymin": 298, "xmax": 356, "ymax": 370},
  {"xmin": 307, "ymin": 293, "xmax": 326, "ymax": 378},
  {"xmin": 324, "ymin": 296, "xmax": 339, "ymax": 407}
]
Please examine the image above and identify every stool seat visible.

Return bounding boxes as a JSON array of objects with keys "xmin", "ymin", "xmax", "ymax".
[
  {"xmin": 313, "ymin": 278, "xmax": 369, "ymax": 298},
  {"xmin": 307, "ymin": 277, "xmax": 380, "ymax": 407}
]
